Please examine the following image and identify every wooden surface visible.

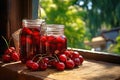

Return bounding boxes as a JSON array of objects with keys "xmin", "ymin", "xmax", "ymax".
[
  {"xmin": 73, "ymin": 48, "xmax": 120, "ymax": 64},
  {"xmin": 0, "ymin": 59, "xmax": 120, "ymax": 80}
]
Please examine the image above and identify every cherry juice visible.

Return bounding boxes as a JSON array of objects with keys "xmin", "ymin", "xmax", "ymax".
[
  {"xmin": 40, "ymin": 24, "xmax": 67, "ymax": 55},
  {"xmin": 20, "ymin": 19, "xmax": 45, "ymax": 63}
]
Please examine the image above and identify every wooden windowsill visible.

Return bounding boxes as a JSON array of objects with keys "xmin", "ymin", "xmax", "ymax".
[{"xmin": 0, "ymin": 48, "xmax": 120, "ymax": 80}]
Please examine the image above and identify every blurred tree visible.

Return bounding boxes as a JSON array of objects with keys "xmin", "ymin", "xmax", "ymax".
[
  {"xmin": 108, "ymin": 35, "xmax": 120, "ymax": 55},
  {"xmin": 39, "ymin": 0, "xmax": 90, "ymax": 49},
  {"xmin": 76, "ymin": 0, "xmax": 120, "ymax": 37}
]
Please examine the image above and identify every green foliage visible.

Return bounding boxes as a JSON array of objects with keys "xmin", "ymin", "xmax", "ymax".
[
  {"xmin": 76, "ymin": 0, "xmax": 120, "ymax": 37},
  {"xmin": 39, "ymin": 0, "xmax": 90, "ymax": 49},
  {"xmin": 110, "ymin": 35, "xmax": 120, "ymax": 54},
  {"xmin": 76, "ymin": 0, "xmax": 120, "ymax": 54}
]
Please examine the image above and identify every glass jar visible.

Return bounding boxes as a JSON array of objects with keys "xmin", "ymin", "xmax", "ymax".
[
  {"xmin": 40, "ymin": 24, "xmax": 67, "ymax": 55},
  {"xmin": 20, "ymin": 19, "xmax": 45, "ymax": 63}
]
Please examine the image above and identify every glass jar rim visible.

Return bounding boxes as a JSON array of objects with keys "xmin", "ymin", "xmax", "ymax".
[
  {"xmin": 46, "ymin": 24, "xmax": 64, "ymax": 29},
  {"xmin": 22, "ymin": 19, "xmax": 45, "ymax": 25}
]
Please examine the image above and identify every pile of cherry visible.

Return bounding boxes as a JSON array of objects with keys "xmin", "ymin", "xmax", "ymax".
[
  {"xmin": 26, "ymin": 50, "xmax": 84, "ymax": 71},
  {"xmin": 2, "ymin": 46, "xmax": 20, "ymax": 63},
  {"xmin": 2, "ymin": 47, "xmax": 84, "ymax": 71}
]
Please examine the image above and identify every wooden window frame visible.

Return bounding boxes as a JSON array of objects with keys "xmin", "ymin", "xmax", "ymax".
[{"xmin": 0, "ymin": 0, "xmax": 39, "ymax": 54}]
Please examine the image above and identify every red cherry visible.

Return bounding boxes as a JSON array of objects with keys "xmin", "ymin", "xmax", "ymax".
[
  {"xmin": 47, "ymin": 61, "xmax": 53, "ymax": 68},
  {"xmin": 51, "ymin": 59, "xmax": 58, "ymax": 67},
  {"xmin": 59, "ymin": 54, "xmax": 67, "ymax": 62},
  {"xmin": 11, "ymin": 52, "xmax": 20, "ymax": 61},
  {"xmin": 41, "ymin": 36, "xmax": 47, "ymax": 42},
  {"xmin": 64, "ymin": 50, "xmax": 71, "ymax": 57},
  {"xmin": 31, "ymin": 62, "xmax": 39, "ymax": 71},
  {"xmin": 79, "ymin": 55, "xmax": 84, "ymax": 64},
  {"xmin": 56, "ymin": 62, "xmax": 65, "ymax": 71},
  {"xmin": 33, "ymin": 28, "xmax": 40, "ymax": 32},
  {"xmin": 51, "ymin": 43, "xmax": 57, "ymax": 48},
  {"xmin": 4, "ymin": 48, "xmax": 12, "ymax": 55},
  {"xmin": 65, "ymin": 59, "xmax": 75, "ymax": 69},
  {"xmin": 33, "ymin": 56, "xmax": 39, "ymax": 62},
  {"xmin": 32, "ymin": 31, "xmax": 40, "ymax": 36},
  {"xmin": 32, "ymin": 31, "xmax": 40, "ymax": 43},
  {"xmin": 57, "ymin": 43, "xmax": 63, "ymax": 51},
  {"xmin": 9, "ymin": 47, "xmax": 16, "ymax": 51},
  {"xmin": 20, "ymin": 36, "xmax": 32, "ymax": 45},
  {"xmin": 26, "ymin": 37, "xmax": 32, "ymax": 44},
  {"xmin": 22, "ymin": 27, "xmax": 33, "ymax": 35},
  {"xmin": 43, "ymin": 57, "xmax": 49, "ymax": 64},
  {"xmin": 72, "ymin": 51, "xmax": 80, "ymax": 58},
  {"xmin": 73, "ymin": 58, "xmax": 81, "ymax": 66},
  {"xmin": 48, "ymin": 36, "xmax": 56, "ymax": 43},
  {"xmin": 26, "ymin": 60, "xmax": 34, "ymax": 69},
  {"xmin": 20, "ymin": 36, "xmax": 26, "ymax": 44},
  {"xmin": 39, "ymin": 62, "xmax": 47, "ymax": 71},
  {"xmin": 45, "ymin": 42, "xmax": 50, "ymax": 47},
  {"xmin": 2, "ymin": 54, "xmax": 11, "ymax": 63},
  {"xmin": 57, "ymin": 36, "xmax": 65, "ymax": 43}
]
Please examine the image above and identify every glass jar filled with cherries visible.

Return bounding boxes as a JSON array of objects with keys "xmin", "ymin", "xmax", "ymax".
[
  {"xmin": 20, "ymin": 19, "xmax": 46, "ymax": 63},
  {"xmin": 40, "ymin": 24, "xmax": 67, "ymax": 55}
]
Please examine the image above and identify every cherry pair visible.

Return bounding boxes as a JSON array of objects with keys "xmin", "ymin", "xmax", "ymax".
[{"xmin": 2, "ymin": 47, "xmax": 20, "ymax": 63}]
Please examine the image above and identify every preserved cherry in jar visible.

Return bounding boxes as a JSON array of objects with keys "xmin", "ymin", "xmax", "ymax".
[
  {"xmin": 40, "ymin": 24, "xmax": 67, "ymax": 55},
  {"xmin": 20, "ymin": 19, "xmax": 45, "ymax": 63}
]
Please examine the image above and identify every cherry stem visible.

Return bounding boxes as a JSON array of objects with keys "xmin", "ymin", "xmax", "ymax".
[
  {"xmin": 49, "ymin": 58, "xmax": 56, "ymax": 62},
  {"xmin": 43, "ymin": 55, "xmax": 55, "ymax": 59},
  {"xmin": 32, "ymin": 54, "xmax": 42, "ymax": 61},
  {"xmin": 54, "ymin": 54, "xmax": 60, "ymax": 62},
  {"xmin": 2, "ymin": 36, "xmax": 9, "ymax": 48},
  {"xmin": 36, "ymin": 57, "xmax": 42, "ymax": 63}
]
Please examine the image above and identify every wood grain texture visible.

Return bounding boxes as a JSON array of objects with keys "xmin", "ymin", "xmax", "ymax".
[
  {"xmin": 0, "ymin": 59, "xmax": 120, "ymax": 80},
  {"xmin": 71, "ymin": 48, "xmax": 120, "ymax": 64}
]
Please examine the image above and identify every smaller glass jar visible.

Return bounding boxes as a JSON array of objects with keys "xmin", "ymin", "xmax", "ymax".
[
  {"xmin": 40, "ymin": 24, "xmax": 67, "ymax": 55},
  {"xmin": 20, "ymin": 19, "xmax": 45, "ymax": 63}
]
